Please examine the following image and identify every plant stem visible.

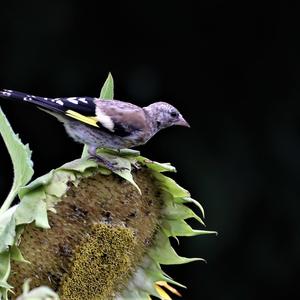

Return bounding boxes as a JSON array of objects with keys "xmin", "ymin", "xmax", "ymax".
[{"xmin": 0, "ymin": 188, "xmax": 17, "ymax": 215}]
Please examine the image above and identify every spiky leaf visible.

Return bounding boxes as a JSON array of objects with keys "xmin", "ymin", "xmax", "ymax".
[
  {"xmin": 100, "ymin": 72, "xmax": 114, "ymax": 100},
  {"xmin": 0, "ymin": 107, "xmax": 34, "ymax": 215}
]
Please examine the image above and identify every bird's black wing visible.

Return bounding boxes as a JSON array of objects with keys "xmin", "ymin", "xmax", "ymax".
[
  {"xmin": 0, "ymin": 89, "xmax": 101, "ymax": 127},
  {"xmin": 0, "ymin": 89, "xmax": 148, "ymax": 136}
]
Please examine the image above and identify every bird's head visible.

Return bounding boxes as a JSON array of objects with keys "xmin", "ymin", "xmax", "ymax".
[{"xmin": 144, "ymin": 102, "xmax": 190, "ymax": 131}]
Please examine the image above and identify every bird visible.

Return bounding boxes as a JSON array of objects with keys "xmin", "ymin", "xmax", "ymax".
[{"xmin": 0, "ymin": 89, "xmax": 190, "ymax": 170}]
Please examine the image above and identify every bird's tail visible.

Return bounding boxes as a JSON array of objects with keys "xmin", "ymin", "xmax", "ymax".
[{"xmin": 0, "ymin": 89, "xmax": 65, "ymax": 114}]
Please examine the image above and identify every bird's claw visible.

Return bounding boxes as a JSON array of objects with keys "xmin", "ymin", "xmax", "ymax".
[
  {"xmin": 89, "ymin": 155, "xmax": 129, "ymax": 172},
  {"xmin": 131, "ymin": 161, "xmax": 142, "ymax": 170},
  {"xmin": 109, "ymin": 162, "xmax": 129, "ymax": 172}
]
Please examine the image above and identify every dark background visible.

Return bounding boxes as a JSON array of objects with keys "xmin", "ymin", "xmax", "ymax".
[{"xmin": 0, "ymin": 1, "xmax": 299, "ymax": 299}]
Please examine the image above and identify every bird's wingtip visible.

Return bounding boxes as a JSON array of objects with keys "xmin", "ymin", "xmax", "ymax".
[{"xmin": 0, "ymin": 89, "xmax": 13, "ymax": 97}]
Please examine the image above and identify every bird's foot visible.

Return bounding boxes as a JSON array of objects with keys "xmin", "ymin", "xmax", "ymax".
[
  {"xmin": 131, "ymin": 161, "xmax": 142, "ymax": 170},
  {"xmin": 89, "ymin": 155, "xmax": 129, "ymax": 172}
]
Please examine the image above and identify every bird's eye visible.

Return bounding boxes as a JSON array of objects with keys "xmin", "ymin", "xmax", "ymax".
[{"xmin": 170, "ymin": 111, "xmax": 179, "ymax": 118}]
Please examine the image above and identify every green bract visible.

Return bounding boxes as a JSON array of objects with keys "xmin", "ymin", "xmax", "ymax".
[{"xmin": 100, "ymin": 72, "xmax": 114, "ymax": 100}]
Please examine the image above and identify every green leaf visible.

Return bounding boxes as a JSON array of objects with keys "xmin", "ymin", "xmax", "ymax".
[
  {"xmin": 149, "ymin": 233, "xmax": 204, "ymax": 265},
  {"xmin": 0, "ymin": 206, "xmax": 18, "ymax": 252},
  {"xmin": 15, "ymin": 188, "xmax": 50, "ymax": 229},
  {"xmin": 81, "ymin": 145, "xmax": 89, "ymax": 158},
  {"xmin": 103, "ymin": 148, "xmax": 140, "ymax": 157},
  {"xmin": 115, "ymin": 167, "xmax": 141, "ymax": 194},
  {"xmin": 0, "ymin": 107, "xmax": 34, "ymax": 215},
  {"xmin": 0, "ymin": 250, "xmax": 12, "ymax": 299},
  {"xmin": 0, "ymin": 216, "xmax": 16, "ymax": 252},
  {"xmin": 45, "ymin": 170, "xmax": 76, "ymax": 198},
  {"xmin": 10, "ymin": 245, "xmax": 30, "ymax": 263},
  {"xmin": 175, "ymin": 196, "xmax": 205, "ymax": 218},
  {"xmin": 17, "ymin": 280, "xmax": 59, "ymax": 300},
  {"xmin": 19, "ymin": 171, "xmax": 54, "ymax": 198},
  {"xmin": 163, "ymin": 219, "xmax": 217, "ymax": 237},
  {"xmin": 153, "ymin": 172, "xmax": 190, "ymax": 198},
  {"xmin": 0, "ymin": 251, "xmax": 10, "ymax": 283},
  {"xmin": 100, "ymin": 72, "xmax": 114, "ymax": 100},
  {"xmin": 60, "ymin": 158, "xmax": 98, "ymax": 173},
  {"xmin": 162, "ymin": 199, "xmax": 205, "ymax": 226},
  {"xmin": 137, "ymin": 157, "xmax": 176, "ymax": 173},
  {"xmin": 96, "ymin": 151, "xmax": 141, "ymax": 194}
]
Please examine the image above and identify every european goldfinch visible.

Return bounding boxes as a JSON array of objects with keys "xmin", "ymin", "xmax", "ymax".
[{"xmin": 0, "ymin": 89, "xmax": 189, "ymax": 170}]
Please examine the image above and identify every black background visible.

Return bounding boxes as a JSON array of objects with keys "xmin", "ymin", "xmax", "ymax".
[{"xmin": 0, "ymin": 1, "xmax": 299, "ymax": 299}]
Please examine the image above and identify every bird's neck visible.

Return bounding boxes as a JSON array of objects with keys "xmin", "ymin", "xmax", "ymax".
[{"xmin": 143, "ymin": 106, "xmax": 161, "ymax": 135}]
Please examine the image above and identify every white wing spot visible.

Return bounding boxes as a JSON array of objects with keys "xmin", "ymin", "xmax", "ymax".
[
  {"xmin": 78, "ymin": 97, "xmax": 88, "ymax": 104},
  {"xmin": 95, "ymin": 107, "xmax": 114, "ymax": 132},
  {"xmin": 68, "ymin": 99, "xmax": 79, "ymax": 105},
  {"xmin": 2, "ymin": 91, "xmax": 12, "ymax": 96},
  {"xmin": 56, "ymin": 100, "xmax": 64, "ymax": 106}
]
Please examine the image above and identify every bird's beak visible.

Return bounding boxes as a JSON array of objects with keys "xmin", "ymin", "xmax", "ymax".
[{"xmin": 176, "ymin": 116, "xmax": 190, "ymax": 127}]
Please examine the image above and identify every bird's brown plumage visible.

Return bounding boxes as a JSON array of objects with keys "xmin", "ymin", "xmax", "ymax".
[{"xmin": 95, "ymin": 99, "xmax": 148, "ymax": 136}]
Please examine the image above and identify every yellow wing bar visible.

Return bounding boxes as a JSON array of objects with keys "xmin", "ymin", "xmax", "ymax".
[{"xmin": 65, "ymin": 110, "xmax": 99, "ymax": 128}]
